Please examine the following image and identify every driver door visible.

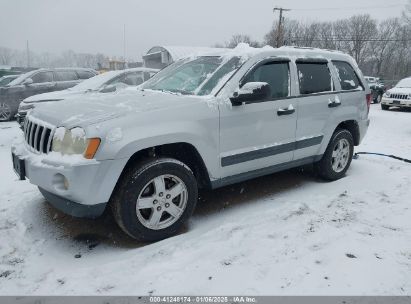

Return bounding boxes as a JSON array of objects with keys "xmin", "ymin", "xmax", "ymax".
[{"xmin": 219, "ymin": 60, "xmax": 297, "ymax": 178}]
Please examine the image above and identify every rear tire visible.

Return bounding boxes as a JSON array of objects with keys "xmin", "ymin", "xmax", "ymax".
[
  {"xmin": 381, "ymin": 104, "xmax": 389, "ymax": 110},
  {"xmin": 314, "ymin": 129, "xmax": 354, "ymax": 181},
  {"xmin": 111, "ymin": 158, "xmax": 198, "ymax": 242}
]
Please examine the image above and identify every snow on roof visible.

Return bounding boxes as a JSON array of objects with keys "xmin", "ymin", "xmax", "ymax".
[
  {"xmin": 147, "ymin": 43, "xmax": 355, "ymax": 64},
  {"xmin": 124, "ymin": 67, "xmax": 160, "ymax": 73},
  {"xmin": 147, "ymin": 46, "xmax": 227, "ymax": 61}
]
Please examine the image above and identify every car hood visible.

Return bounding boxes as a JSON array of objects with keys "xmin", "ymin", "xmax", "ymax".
[
  {"xmin": 387, "ymin": 87, "xmax": 411, "ymax": 95},
  {"xmin": 23, "ymin": 89, "xmax": 87, "ymax": 103},
  {"xmin": 28, "ymin": 89, "xmax": 206, "ymax": 128}
]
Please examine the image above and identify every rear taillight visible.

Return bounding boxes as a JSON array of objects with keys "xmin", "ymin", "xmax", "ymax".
[{"xmin": 366, "ymin": 93, "xmax": 372, "ymax": 113}]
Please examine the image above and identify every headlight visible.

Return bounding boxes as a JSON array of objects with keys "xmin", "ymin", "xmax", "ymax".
[
  {"xmin": 383, "ymin": 91, "xmax": 390, "ymax": 98},
  {"xmin": 52, "ymin": 127, "xmax": 100, "ymax": 159},
  {"xmin": 18, "ymin": 103, "xmax": 35, "ymax": 111}
]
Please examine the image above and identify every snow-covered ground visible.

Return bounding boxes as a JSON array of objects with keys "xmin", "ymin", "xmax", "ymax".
[{"xmin": 0, "ymin": 105, "xmax": 410, "ymax": 295}]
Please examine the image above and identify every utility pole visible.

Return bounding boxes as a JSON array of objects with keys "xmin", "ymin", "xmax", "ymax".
[
  {"xmin": 123, "ymin": 24, "xmax": 126, "ymax": 70},
  {"xmin": 273, "ymin": 7, "xmax": 291, "ymax": 47},
  {"xmin": 26, "ymin": 40, "xmax": 30, "ymax": 67}
]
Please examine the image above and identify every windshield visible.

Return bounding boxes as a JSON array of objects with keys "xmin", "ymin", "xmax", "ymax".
[
  {"xmin": 7, "ymin": 70, "xmax": 36, "ymax": 86},
  {"xmin": 396, "ymin": 78, "xmax": 411, "ymax": 88},
  {"xmin": 141, "ymin": 56, "xmax": 241, "ymax": 96},
  {"xmin": 0, "ymin": 75, "xmax": 17, "ymax": 86},
  {"xmin": 70, "ymin": 71, "xmax": 122, "ymax": 91}
]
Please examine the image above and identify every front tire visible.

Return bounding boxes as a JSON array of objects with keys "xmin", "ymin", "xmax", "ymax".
[
  {"xmin": 314, "ymin": 129, "xmax": 354, "ymax": 181},
  {"xmin": 381, "ymin": 104, "xmax": 389, "ymax": 110},
  {"xmin": 111, "ymin": 158, "xmax": 198, "ymax": 242}
]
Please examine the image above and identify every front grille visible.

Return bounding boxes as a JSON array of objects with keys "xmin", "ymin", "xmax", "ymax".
[
  {"xmin": 23, "ymin": 116, "xmax": 55, "ymax": 154},
  {"xmin": 389, "ymin": 93, "xmax": 409, "ymax": 100}
]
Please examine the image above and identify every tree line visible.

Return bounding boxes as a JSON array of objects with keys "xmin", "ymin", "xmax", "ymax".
[
  {"xmin": 219, "ymin": 3, "xmax": 411, "ymax": 84},
  {"xmin": 0, "ymin": 48, "xmax": 113, "ymax": 71}
]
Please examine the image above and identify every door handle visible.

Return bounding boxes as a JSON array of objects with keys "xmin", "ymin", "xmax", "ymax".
[
  {"xmin": 277, "ymin": 106, "xmax": 295, "ymax": 116},
  {"xmin": 328, "ymin": 98, "xmax": 341, "ymax": 108}
]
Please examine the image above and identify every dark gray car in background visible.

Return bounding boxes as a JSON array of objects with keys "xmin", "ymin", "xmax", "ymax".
[{"xmin": 0, "ymin": 67, "xmax": 97, "ymax": 121}]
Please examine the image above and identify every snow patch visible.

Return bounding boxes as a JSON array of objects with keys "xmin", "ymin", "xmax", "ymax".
[{"xmin": 106, "ymin": 127, "xmax": 123, "ymax": 143}]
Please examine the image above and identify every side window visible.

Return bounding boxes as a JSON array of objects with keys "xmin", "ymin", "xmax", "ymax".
[
  {"xmin": 77, "ymin": 70, "xmax": 95, "ymax": 79},
  {"xmin": 297, "ymin": 62, "xmax": 333, "ymax": 95},
  {"xmin": 124, "ymin": 72, "xmax": 144, "ymax": 86},
  {"xmin": 332, "ymin": 61, "xmax": 363, "ymax": 91},
  {"xmin": 31, "ymin": 72, "xmax": 53, "ymax": 83},
  {"xmin": 56, "ymin": 71, "xmax": 79, "ymax": 81},
  {"xmin": 242, "ymin": 62, "xmax": 290, "ymax": 99}
]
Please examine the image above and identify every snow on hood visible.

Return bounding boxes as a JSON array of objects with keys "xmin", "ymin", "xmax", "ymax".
[
  {"xmin": 387, "ymin": 87, "xmax": 411, "ymax": 95},
  {"xmin": 23, "ymin": 89, "xmax": 86, "ymax": 103},
  {"xmin": 28, "ymin": 89, "xmax": 202, "ymax": 128}
]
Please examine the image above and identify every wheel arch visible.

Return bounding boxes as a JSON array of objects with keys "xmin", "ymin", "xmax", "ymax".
[
  {"xmin": 335, "ymin": 120, "xmax": 360, "ymax": 146},
  {"xmin": 112, "ymin": 142, "xmax": 212, "ymax": 195}
]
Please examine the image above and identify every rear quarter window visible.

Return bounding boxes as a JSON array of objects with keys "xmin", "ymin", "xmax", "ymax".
[
  {"xmin": 297, "ymin": 62, "xmax": 333, "ymax": 95},
  {"xmin": 56, "ymin": 71, "xmax": 79, "ymax": 81},
  {"xmin": 77, "ymin": 70, "xmax": 95, "ymax": 79},
  {"xmin": 332, "ymin": 61, "xmax": 364, "ymax": 91}
]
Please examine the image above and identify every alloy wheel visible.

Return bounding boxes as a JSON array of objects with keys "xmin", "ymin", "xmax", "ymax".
[
  {"xmin": 136, "ymin": 174, "xmax": 188, "ymax": 230},
  {"xmin": 331, "ymin": 138, "xmax": 350, "ymax": 173},
  {"xmin": 0, "ymin": 103, "xmax": 11, "ymax": 121}
]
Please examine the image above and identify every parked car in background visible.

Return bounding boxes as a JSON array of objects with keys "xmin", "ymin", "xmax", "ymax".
[
  {"xmin": 0, "ymin": 68, "xmax": 97, "ymax": 121},
  {"xmin": 381, "ymin": 77, "xmax": 411, "ymax": 110},
  {"xmin": 16, "ymin": 68, "xmax": 158, "ymax": 125},
  {"xmin": 0, "ymin": 75, "xmax": 18, "ymax": 87},
  {"xmin": 11, "ymin": 46, "xmax": 370, "ymax": 241},
  {"xmin": 364, "ymin": 76, "xmax": 385, "ymax": 103}
]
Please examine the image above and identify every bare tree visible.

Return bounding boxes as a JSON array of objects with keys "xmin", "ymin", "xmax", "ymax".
[
  {"xmin": 225, "ymin": 34, "xmax": 260, "ymax": 48},
  {"xmin": 0, "ymin": 47, "xmax": 15, "ymax": 65},
  {"xmin": 369, "ymin": 18, "xmax": 400, "ymax": 76},
  {"xmin": 403, "ymin": 0, "xmax": 411, "ymax": 25},
  {"xmin": 345, "ymin": 15, "xmax": 377, "ymax": 65}
]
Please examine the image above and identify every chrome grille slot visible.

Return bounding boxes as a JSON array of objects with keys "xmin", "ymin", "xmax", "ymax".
[
  {"xmin": 23, "ymin": 116, "xmax": 55, "ymax": 154},
  {"xmin": 390, "ymin": 93, "xmax": 408, "ymax": 100}
]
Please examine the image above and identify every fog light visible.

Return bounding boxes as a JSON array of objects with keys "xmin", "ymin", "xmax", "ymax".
[
  {"xmin": 63, "ymin": 177, "xmax": 69, "ymax": 190},
  {"xmin": 52, "ymin": 173, "xmax": 69, "ymax": 191}
]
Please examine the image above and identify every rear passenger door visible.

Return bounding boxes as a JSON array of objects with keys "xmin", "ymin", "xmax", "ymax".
[
  {"xmin": 294, "ymin": 59, "xmax": 338, "ymax": 160},
  {"xmin": 55, "ymin": 70, "xmax": 80, "ymax": 90},
  {"xmin": 331, "ymin": 60, "xmax": 366, "ymax": 118}
]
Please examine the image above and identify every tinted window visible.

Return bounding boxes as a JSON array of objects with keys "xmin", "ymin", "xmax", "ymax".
[
  {"xmin": 297, "ymin": 62, "xmax": 333, "ymax": 94},
  {"xmin": 77, "ymin": 70, "xmax": 95, "ymax": 79},
  {"xmin": 333, "ymin": 61, "xmax": 363, "ymax": 91},
  {"xmin": 31, "ymin": 72, "xmax": 54, "ymax": 83},
  {"xmin": 242, "ymin": 62, "xmax": 290, "ymax": 99},
  {"xmin": 56, "ymin": 71, "xmax": 79, "ymax": 81}
]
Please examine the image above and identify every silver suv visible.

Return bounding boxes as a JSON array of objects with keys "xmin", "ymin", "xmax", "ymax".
[{"xmin": 11, "ymin": 46, "xmax": 370, "ymax": 241}]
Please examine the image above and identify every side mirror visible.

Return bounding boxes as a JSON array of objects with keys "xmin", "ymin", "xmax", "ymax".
[
  {"xmin": 230, "ymin": 82, "xmax": 271, "ymax": 106},
  {"xmin": 23, "ymin": 78, "xmax": 33, "ymax": 86},
  {"xmin": 99, "ymin": 84, "xmax": 117, "ymax": 93}
]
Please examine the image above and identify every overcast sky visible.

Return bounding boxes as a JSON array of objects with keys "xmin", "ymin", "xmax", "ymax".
[{"xmin": 0, "ymin": 0, "xmax": 408, "ymax": 61}]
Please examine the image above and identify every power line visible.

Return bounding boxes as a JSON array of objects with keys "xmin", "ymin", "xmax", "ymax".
[
  {"xmin": 288, "ymin": 37, "xmax": 411, "ymax": 42},
  {"xmin": 289, "ymin": 4, "xmax": 404, "ymax": 11}
]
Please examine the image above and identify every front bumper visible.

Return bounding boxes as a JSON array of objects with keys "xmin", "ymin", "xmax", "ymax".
[
  {"xmin": 381, "ymin": 97, "xmax": 411, "ymax": 108},
  {"xmin": 39, "ymin": 187, "xmax": 106, "ymax": 218},
  {"xmin": 11, "ymin": 138, "xmax": 128, "ymax": 218}
]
